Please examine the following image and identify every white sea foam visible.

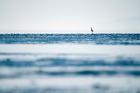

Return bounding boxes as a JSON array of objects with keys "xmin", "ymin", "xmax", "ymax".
[
  {"xmin": 0, "ymin": 76, "xmax": 140, "ymax": 93},
  {"xmin": 0, "ymin": 44, "xmax": 140, "ymax": 54}
]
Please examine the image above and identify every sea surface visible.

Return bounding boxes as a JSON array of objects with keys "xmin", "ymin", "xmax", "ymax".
[
  {"xmin": 0, "ymin": 34, "xmax": 140, "ymax": 45},
  {"xmin": 0, "ymin": 34, "xmax": 140, "ymax": 93}
]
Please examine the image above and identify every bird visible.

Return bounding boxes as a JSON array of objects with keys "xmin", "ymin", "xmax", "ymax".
[{"xmin": 90, "ymin": 27, "xmax": 94, "ymax": 33}]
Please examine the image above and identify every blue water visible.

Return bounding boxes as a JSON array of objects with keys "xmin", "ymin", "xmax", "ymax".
[
  {"xmin": 0, "ymin": 34, "xmax": 140, "ymax": 45},
  {"xmin": 0, "ymin": 34, "xmax": 140, "ymax": 93}
]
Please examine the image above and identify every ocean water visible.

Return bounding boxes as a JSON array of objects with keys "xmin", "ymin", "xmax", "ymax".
[
  {"xmin": 0, "ymin": 34, "xmax": 140, "ymax": 93},
  {"xmin": 0, "ymin": 34, "xmax": 140, "ymax": 45}
]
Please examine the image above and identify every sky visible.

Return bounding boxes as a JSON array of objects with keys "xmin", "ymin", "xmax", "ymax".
[{"xmin": 0, "ymin": 0, "xmax": 140, "ymax": 33}]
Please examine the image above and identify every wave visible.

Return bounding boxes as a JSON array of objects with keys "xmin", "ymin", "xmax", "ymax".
[
  {"xmin": 0, "ymin": 54, "xmax": 140, "ymax": 67},
  {"xmin": 0, "ymin": 66, "xmax": 140, "ymax": 78},
  {"xmin": 0, "ymin": 54, "xmax": 140, "ymax": 77}
]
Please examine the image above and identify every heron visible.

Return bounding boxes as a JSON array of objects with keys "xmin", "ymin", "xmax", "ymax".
[{"xmin": 90, "ymin": 27, "xmax": 94, "ymax": 33}]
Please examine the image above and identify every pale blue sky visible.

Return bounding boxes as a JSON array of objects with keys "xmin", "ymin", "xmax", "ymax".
[{"xmin": 0, "ymin": 0, "xmax": 140, "ymax": 33}]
